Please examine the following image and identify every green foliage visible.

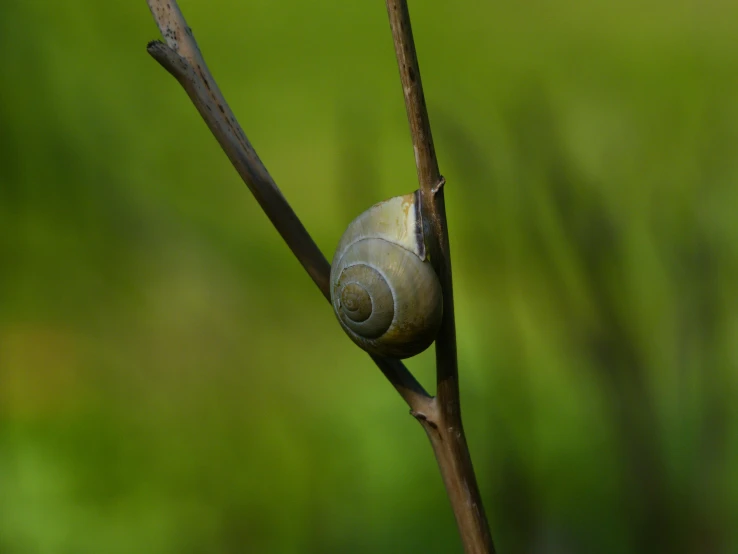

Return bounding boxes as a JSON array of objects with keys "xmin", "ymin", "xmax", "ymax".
[{"xmin": 1, "ymin": 1, "xmax": 736, "ymax": 552}]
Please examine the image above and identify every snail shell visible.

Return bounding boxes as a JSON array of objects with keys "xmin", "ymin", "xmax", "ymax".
[{"xmin": 330, "ymin": 191, "xmax": 443, "ymax": 359}]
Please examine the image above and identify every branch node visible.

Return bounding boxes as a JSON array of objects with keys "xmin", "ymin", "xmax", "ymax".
[
  {"xmin": 409, "ymin": 409, "xmax": 426, "ymax": 420},
  {"xmin": 432, "ymin": 175, "xmax": 446, "ymax": 196}
]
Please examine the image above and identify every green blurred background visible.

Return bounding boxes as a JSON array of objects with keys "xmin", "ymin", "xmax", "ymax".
[{"xmin": 1, "ymin": 1, "xmax": 737, "ymax": 552}]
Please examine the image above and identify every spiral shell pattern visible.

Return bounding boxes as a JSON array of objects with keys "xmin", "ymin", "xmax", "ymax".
[{"xmin": 330, "ymin": 192, "xmax": 443, "ymax": 359}]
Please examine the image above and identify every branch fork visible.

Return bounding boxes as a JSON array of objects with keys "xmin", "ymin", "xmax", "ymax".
[{"xmin": 145, "ymin": 1, "xmax": 495, "ymax": 551}]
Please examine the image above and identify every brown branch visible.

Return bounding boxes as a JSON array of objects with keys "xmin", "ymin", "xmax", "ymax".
[
  {"xmin": 385, "ymin": 1, "xmax": 496, "ymax": 552},
  {"xmin": 145, "ymin": 0, "xmax": 430, "ymax": 409}
]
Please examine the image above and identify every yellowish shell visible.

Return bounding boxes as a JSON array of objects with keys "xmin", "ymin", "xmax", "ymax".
[{"xmin": 330, "ymin": 191, "xmax": 443, "ymax": 359}]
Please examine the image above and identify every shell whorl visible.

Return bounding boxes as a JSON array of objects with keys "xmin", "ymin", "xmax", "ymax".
[{"xmin": 330, "ymin": 192, "xmax": 443, "ymax": 359}]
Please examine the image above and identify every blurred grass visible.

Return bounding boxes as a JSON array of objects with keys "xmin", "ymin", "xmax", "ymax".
[{"xmin": 1, "ymin": 0, "xmax": 737, "ymax": 552}]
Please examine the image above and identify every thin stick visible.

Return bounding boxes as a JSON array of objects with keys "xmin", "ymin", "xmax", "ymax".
[
  {"xmin": 145, "ymin": 0, "xmax": 430, "ymax": 409},
  {"xmin": 385, "ymin": 1, "xmax": 496, "ymax": 552}
]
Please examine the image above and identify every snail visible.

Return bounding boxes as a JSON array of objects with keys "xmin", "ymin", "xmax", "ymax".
[{"xmin": 330, "ymin": 190, "xmax": 443, "ymax": 359}]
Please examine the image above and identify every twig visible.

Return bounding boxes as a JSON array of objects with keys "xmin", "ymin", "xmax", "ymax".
[
  {"xmin": 145, "ymin": 1, "xmax": 494, "ymax": 551},
  {"xmin": 385, "ymin": 1, "xmax": 496, "ymax": 552},
  {"xmin": 145, "ymin": 0, "xmax": 430, "ymax": 409}
]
